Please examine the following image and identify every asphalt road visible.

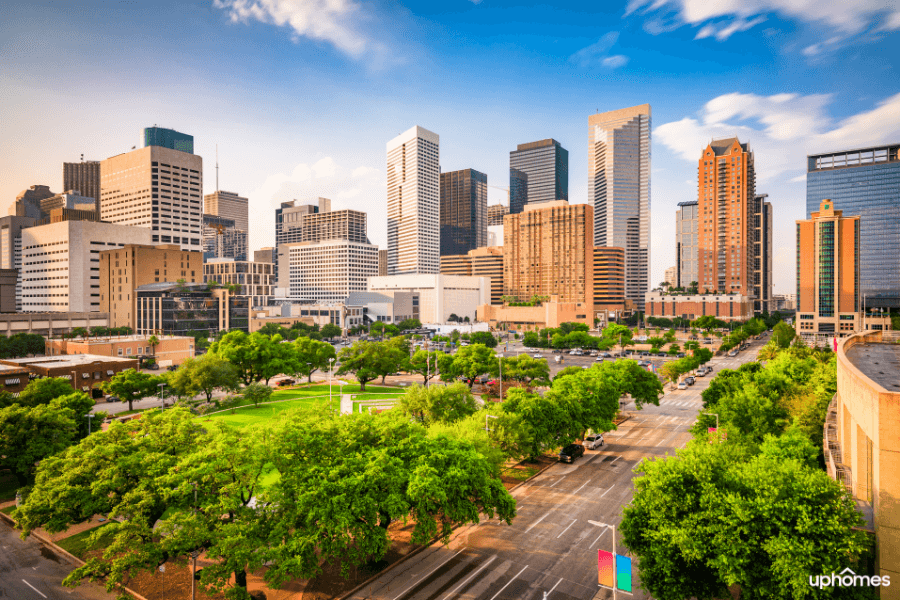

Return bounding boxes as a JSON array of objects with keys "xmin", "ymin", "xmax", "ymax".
[
  {"xmin": 347, "ymin": 337, "xmax": 765, "ymax": 600},
  {"xmin": 0, "ymin": 519, "xmax": 115, "ymax": 600}
]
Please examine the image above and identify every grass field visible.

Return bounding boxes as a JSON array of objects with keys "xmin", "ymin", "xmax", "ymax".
[
  {"xmin": 202, "ymin": 384, "xmax": 407, "ymax": 428},
  {"xmin": 56, "ymin": 523, "xmax": 115, "ymax": 559}
]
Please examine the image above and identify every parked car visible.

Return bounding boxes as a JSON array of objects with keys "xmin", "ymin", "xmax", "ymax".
[
  {"xmin": 568, "ymin": 350, "xmax": 578, "ymax": 355},
  {"xmin": 676, "ymin": 352, "xmax": 686, "ymax": 358},
  {"xmin": 533, "ymin": 353, "xmax": 543, "ymax": 359},
  {"xmin": 677, "ymin": 381, "xmax": 688, "ymax": 390},
  {"xmin": 277, "ymin": 378, "xmax": 295, "ymax": 386},
  {"xmin": 584, "ymin": 433, "xmax": 605, "ymax": 450},
  {"xmin": 589, "ymin": 351, "xmax": 599, "ymax": 357},
  {"xmin": 639, "ymin": 352, "xmax": 650, "ymax": 357},
  {"xmin": 167, "ymin": 365, "xmax": 178, "ymax": 372},
  {"xmin": 728, "ymin": 350, "xmax": 738, "ymax": 357},
  {"xmin": 600, "ymin": 352, "xmax": 612, "ymax": 358},
  {"xmin": 695, "ymin": 369, "xmax": 706, "ymax": 377},
  {"xmin": 685, "ymin": 376, "xmax": 696, "ymax": 385},
  {"xmin": 595, "ymin": 357, "xmax": 605, "ymax": 362},
  {"xmin": 106, "ymin": 395, "xmax": 120, "ymax": 403},
  {"xmin": 478, "ymin": 374, "xmax": 492, "ymax": 384},
  {"xmin": 703, "ymin": 338, "xmax": 712, "ymax": 344},
  {"xmin": 554, "ymin": 355, "xmax": 562, "ymax": 363},
  {"xmin": 558, "ymin": 443, "xmax": 585, "ymax": 463}
]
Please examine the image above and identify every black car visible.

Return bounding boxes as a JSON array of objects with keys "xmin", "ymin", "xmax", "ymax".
[
  {"xmin": 676, "ymin": 352, "xmax": 686, "ymax": 358},
  {"xmin": 558, "ymin": 444, "xmax": 585, "ymax": 463},
  {"xmin": 106, "ymin": 395, "xmax": 120, "ymax": 403}
]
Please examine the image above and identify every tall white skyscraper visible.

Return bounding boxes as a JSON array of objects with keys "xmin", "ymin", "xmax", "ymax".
[
  {"xmin": 387, "ymin": 126, "xmax": 440, "ymax": 275},
  {"xmin": 589, "ymin": 104, "xmax": 651, "ymax": 310}
]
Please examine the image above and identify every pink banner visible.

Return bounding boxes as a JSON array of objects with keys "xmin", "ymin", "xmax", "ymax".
[{"xmin": 598, "ymin": 550, "xmax": 614, "ymax": 587}]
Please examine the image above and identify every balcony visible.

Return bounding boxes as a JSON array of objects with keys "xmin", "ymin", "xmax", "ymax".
[{"xmin": 824, "ymin": 395, "xmax": 875, "ymax": 532}]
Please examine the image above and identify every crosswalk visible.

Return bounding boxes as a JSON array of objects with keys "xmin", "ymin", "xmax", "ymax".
[{"xmin": 658, "ymin": 399, "xmax": 702, "ymax": 407}]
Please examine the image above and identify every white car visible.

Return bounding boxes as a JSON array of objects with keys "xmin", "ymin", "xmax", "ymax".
[
  {"xmin": 677, "ymin": 381, "xmax": 688, "ymax": 390},
  {"xmin": 584, "ymin": 433, "xmax": 605, "ymax": 449},
  {"xmin": 595, "ymin": 356, "xmax": 604, "ymax": 362},
  {"xmin": 532, "ymin": 353, "xmax": 543, "ymax": 359}
]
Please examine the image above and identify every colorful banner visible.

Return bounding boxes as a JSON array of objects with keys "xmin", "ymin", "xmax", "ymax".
[
  {"xmin": 708, "ymin": 427, "xmax": 717, "ymax": 433},
  {"xmin": 598, "ymin": 550, "xmax": 614, "ymax": 587},
  {"xmin": 616, "ymin": 554, "xmax": 632, "ymax": 592}
]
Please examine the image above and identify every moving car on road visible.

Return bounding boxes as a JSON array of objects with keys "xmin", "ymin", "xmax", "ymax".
[{"xmin": 558, "ymin": 443, "xmax": 585, "ymax": 463}]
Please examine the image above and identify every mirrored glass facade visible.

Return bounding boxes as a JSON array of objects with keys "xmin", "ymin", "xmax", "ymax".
[
  {"xmin": 807, "ymin": 145, "xmax": 900, "ymax": 308},
  {"xmin": 509, "ymin": 139, "xmax": 568, "ymax": 213},
  {"xmin": 440, "ymin": 169, "xmax": 487, "ymax": 256},
  {"xmin": 143, "ymin": 127, "xmax": 194, "ymax": 154}
]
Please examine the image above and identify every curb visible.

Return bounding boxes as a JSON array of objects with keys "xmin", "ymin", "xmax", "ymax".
[
  {"xmin": 0, "ymin": 509, "xmax": 150, "ymax": 600},
  {"xmin": 339, "ymin": 456, "xmax": 558, "ymax": 600}
]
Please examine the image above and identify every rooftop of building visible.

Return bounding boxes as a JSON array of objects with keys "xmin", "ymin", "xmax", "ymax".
[
  {"xmin": 346, "ymin": 292, "xmax": 395, "ymax": 305},
  {"xmin": 1, "ymin": 354, "xmax": 136, "ymax": 369},
  {"xmin": 709, "ymin": 137, "xmax": 750, "ymax": 155},
  {"xmin": 0, "ymin": 363, "xmax": 31, "ymax": 373},
  {"xmin": 54, "ymin": 334, "xmax": 192, "ymax": 344},
  {"xmin": 136, "ymin": 282, "xmax": 212, "ymax": 293},
  {"xmin": 515, "ymin": 139, "xmax": 564, "ymax": 151},
  {"xmin": 844, "ymin": 341, "xmax": 900, "ymax": 392},
  {"xmin": 807, "ymin": 143, "xmax": 898, "ymax": 159},
  {"xmin": 677, "ymin": 200, "xmax": 699, "ymax": 207}
]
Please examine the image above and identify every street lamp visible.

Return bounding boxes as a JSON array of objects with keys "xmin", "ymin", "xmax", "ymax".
[
  {"xmin": 306, "ymin": 362, "xmax": 312, "ymax": 384},
  {"xmin": 329, "ymin": 358, "xmax": 336, "ymax": 406},
  {"xmin": 86, "ymin": 413, "xmax": 94, "ymax": 435},
  {"xmin": 588, "ymin": 520, "xmax": 619, "ymax": 600},
  {"xmin": 158, "ymin": 383, "xmax": 166, "ymax": 410},
  {"xmin": 498, "ymin": 354, "xmax": 503, "ymax": 402}
]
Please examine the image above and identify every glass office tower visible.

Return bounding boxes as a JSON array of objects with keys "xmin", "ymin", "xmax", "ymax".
[
  {"xmin": 144, "ymin": 127, "xmax": 194, "ymax": 154},
  {"xmin": 807, "ymin": 144, "xmax": 900, "ymax": 308},
  {"xmin": 440, "ymin": 169, "xmax": 487, "ymax": 256},
  {"xmin": 509, "ymin": 139, "xmax": 568, "ymax": 214}
]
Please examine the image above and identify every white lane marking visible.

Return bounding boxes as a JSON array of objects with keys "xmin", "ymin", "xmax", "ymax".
[
  {"xmin": 547, "ymin": 577, "xmax": 564, "ymax": 597},
  {"xmin": 600, "ymin": 485, "xmax": 615, "ymax": 498},
  {"xmin": 655, "ymin": 436, "xmax": 668, "ymax": 447},
  {"xmin": 441, "ymin": 555, "xmax": 497, "ymax": 600},
  {"xmin": 392, "ymin": 550, "xmax": 462, "ymax": 600},
  {"xmin": 22, "ymin": 580, "xmax": 48, "ymax": 599},
  {"xmin": 549, "ymin": 476, "xmax": 566, "ymax": 488},
  {"xmin": 589, "ymin": 529, "xmax": 607, "ymax": 549},
  {"xmin": 610, "ymin": 455, "xmax": 622, "ymax": 464},
  {"xmin": 572, "ymin": 479, "xmax": 592, "ymax": 494},
  {"xmin": 556, "ymin": 519, "xmax": 577, "ymax": 538},
  {"xmin": 488, "ymin": 565, "xmax": 529, "ymax": 600},
  {"xmin": 524, "ymin": 510, "xmax": 553, "ymax": 533}
]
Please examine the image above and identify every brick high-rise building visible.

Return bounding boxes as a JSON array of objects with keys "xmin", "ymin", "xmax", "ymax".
[
  {"xmin": 63, "ymin": 161, "xmax": 101, "ymax": 213},
  {"xmin": 100, "ymin": 244, "xmax": 202, "ymax": 329},
  {"xmin": 440, "ymin": 169, "xmax": 487, "ymax": 256},
  {"xmin": 796, "ymin": 200, "xmax": 861, "ymax": 337},
  {"xmin": 589, "ymin": 104, "xmax": 651, "ymax": 310},
  {"xmin": 441, "ymin": 245, "xmax": 504, "ymax": 305},
  {"xmin": 503, "ymin": 200, "xmax": 593, "ymax": 309},
  {"xmin": 593, "ymin": 247, "xmax": 626, "ymax": 311}
]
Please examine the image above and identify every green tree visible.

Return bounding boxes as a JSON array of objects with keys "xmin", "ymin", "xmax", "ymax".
[
  {"xmin": 101, "ymin": 369, "xmax": 162, "ymax": 412},
  {"xmin": 470, "ymin": 331, "xmax": 498, "ymax": 348},
  {"xmin": 210, "ymin": 331, "xmax": 290, "ymax": 385},
  {"xmin": 17, "ymin": 377, "xmax": 77, "ymax": 407},
  {"xmin": 320, "ymin": 323, "xmax": 342, "ymax": 340},
  {"xmin": 397, "ymin": 318, "xmax": 422, "ymax": 330},
  {"xmin": 242, "ymin": 382, "xmax": 273, "ymax": 408},
  {"xmin": 438, "ymin": 344, "xmax": 496, "ymax": 388},
  {"xmin": 371, "ymin": 337, "xmax": 409, "ymax": 384},
  {"xmin": 293, "ymin": 337, "xmax": 338, "ymax": 383},
  {"xmin": 147, "ymin": 334, "xmax": 160, "ymax": 357},
  {"xmin": 500, "ymin": 353, "xmax": 551, "ymax": 388},
  {"xmin": 369, "ymin": 321, "xmax": 387, "ymax": 339},
  {"xmin": 405, "ymin": 349, "xmax": 441, "ymax": 384},
  {"xmin": 396, "ymin": 382, "xmax": 478, "ymax": 425},
  {"xmin": 166, "ymin": 354, "xmax": 239, "ymax": 402},
  {"xmin": 772, "ymin": 321, "xmax": 796, "ymax": 348},
  {"xmin": 336, "ymin": 341, "xmax": 381, "ymax": 391},
  {"xmin": 0, "ymin": 399, "xmax": 80, "ymax": 486},
  {"xmin": 553, "ymin": 365, "xmax": 585, "ymax": 380},
  {"xmin": 602, "ymin": 323, "xmax": 633, "ymax": 352}
]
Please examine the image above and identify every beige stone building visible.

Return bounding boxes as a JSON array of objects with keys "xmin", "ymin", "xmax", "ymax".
[
  {"xmin": 440, "ymin": 246, "xmax": 504, "ymax": 305},
  {"xmin": 99, "ymin": 244, "xmax": 202, "ymax": 330},
  {"xmin": 203, "ymin": 190, "xmax": 249, "ymax": 232},
  {"xmin": 368, "ymin": 274, "xmax": 489, "ymax": 323},
  {"xmin": 830, "ymin": 330, "xmax": 900, "ymax": 596},
  {"xmin": 378, "ymin": 248, "xmax": 388, "ymax": 276},
  {"xmin": 204, "ymin": 258, "xmax": 275, "ymax": 306},
  {"xmin": 478, "ymin": 296, "xmax": 592, "ymax": 331},
  {"xmin": 46, "ymin": 334, "xmax": 194, "ymax": 366},
  {"xmin": 101, "ymin": 146, "xmax": 202, "ymax": 251},
  {"xmin": 301, "ymin": 209, "xmax": 368, "ymax": 243},
  {"xmin": 645, "ymin": 291, "xmax": 752, "ymax": 322},
  {"xmin": 593, "ymin": 247, "xmax": 626, "ymax": 313},
  {"xmin": 21, "ymin": 220, "xmax": 152, "ymax": 313}
]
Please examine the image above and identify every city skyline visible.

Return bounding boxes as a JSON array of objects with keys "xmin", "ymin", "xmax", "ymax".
[{"xmin": 3, "ymin": 1, "xmax": 900, "ymax": 295}]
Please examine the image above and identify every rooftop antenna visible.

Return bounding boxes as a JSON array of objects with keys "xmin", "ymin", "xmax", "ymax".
[
  {"xmin": 80, "ymin": 153, "xmax": 84, "ymax": 162},
  {"xmin": 216, "ymin": 144, "xmax": 219, "ymax": 191}
]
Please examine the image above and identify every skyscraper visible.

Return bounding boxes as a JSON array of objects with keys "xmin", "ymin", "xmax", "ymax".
[
  {"xmin": 63, "ymin": 161, "xmax": 101, "ymax": 213},
  {"xmin": 100, "ymin": 145, "xmax": 203, "ymax": 252},
  {"xmin": 386, "ymin": 126, "xmax": 440, "ymax": 275},
  {"xmin": 440, "ymin": 169, "xmax": 487, "ymax": 256},
  {"xmin": 508, "ymin": 139, "xmax": 567, "ymax": 213},
  {"xmin": 589, "ymin": 104, "xmax": 651, "ymax": 310},
  {"xmin": 204, "ymin": 190, "xmax": 249, "ymax": 233},
  {"xmin": 676, "ymin": 200, "xmax": 699, "ymax": 289},
  {"xmin": 144, "ymin": 127, "xmax": 194, "ymax": 154},
  {"xmin": 753, "ymin": 194, "xmax": 773, "ymax": 313},
  {"xmin": 807, "ymin": 144, "xmax": 900, "ymax": 308},
  {"xmin": 274, "ymin": 198, "xmax": 330, "ymax": 282}
]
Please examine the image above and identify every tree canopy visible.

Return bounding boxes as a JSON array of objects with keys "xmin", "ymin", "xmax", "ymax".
[
  {"xmin": 396, "ymin": 382, "xmax": 478, "ymax": 426},
  {"xmin": 165, "ymin": 353, "xmax": 239, "ymax": 402},
  {"xmin": 102, "ymin": 369, "xmax": 163, "ymax": 411}
]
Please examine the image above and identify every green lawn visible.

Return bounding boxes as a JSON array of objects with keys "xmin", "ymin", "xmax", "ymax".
[
  {"xmin": 1, "ymin": 505, "xmax": 16, "ymax": 515},
  {"xmin": 56, "ymin": 522, "xmax": 115, "ymax": 559}
]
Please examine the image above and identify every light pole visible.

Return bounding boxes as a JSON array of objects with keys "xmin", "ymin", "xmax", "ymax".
[
  {"xmin": 306, "ymin": 362, "xmax": 312, "ymax": 385},
  {"xmin": 498, "ymin": 354, "xmax": 503, "ymax": 401},
  {"xmin": 190, "ymin": 482, "xmax": 200, "ymax": 600},
  {"xmin": 158, "ymin": 383, "xmax": 166, "ymax": 410},
  {"xmin": 329, "ymin": 358, "xmax": 335, "ymax": 406},
  {"xmin": 86, "ymin": 413, "xmax": 94, "ymax": 435},
  {"xmin": 588, "ymin": 520, "xmax": 618, "ymax": 600}
]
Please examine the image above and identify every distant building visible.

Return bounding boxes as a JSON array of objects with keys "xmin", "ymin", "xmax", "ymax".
[
  {"xmin": 275, "ymin": 198, "xmax": 330, "ymax": 281},
  {"xmin": 101, "ymin": 145, "xmax": 202, "ymax": 252},
  {"xmin": 590, "ymin": 104, "xmax": 651, "ymax": 311},
  {"xmin": 136, "ymin": 282, "xmax": 248, "ymax": 335},
  {"xmin": 440, "ymin": 169, "xmax": 487, "ymax": 256},
  {"xmin": 664, "ymin": 266, "xmax": 677, "ymax": 288},
  {"xmin": 378, "ymin": 248, "xmax": 388, "ymax": 276},
  {"xmin": 202, "ymin": 214, "xmax": 248, "ymax": 261},
  {"xmin": 796, "ymin": 200, "xmax": 863, "ymax": 337},
  {"xmin": 100, "ymin": 244, "xmax": 202, "ymax": 330},
  {"xmin": 254, "ymin": 247, "xmax": 275, "ymax": 265},
  {"xmin": 645, "ymin": 291, "xmax": 752, "ymax": 322},
  {"xmin": 204, "ymin": 190, "xmax": 249, "ymax": 233},
  {"xmin": 0, "ymin": 215, "xmax": 37, "ymax": 310},
  {"xmin": 0, "ymin": 269, "xmax": 16, "ymax": 313},
  {"xmin": 479, "ymin": 295, "xmax": 594, "ymax": 332},
  {"xmin": 302, "ymin": 209, "xmax": 368, "ymax": 244},
  {"xmin": 21, "ymin": 220, "xmax": 152, "ymax": 313},
  {"xmin": 143, "ymin": 126, "xmax": 194, "ymax": 154},
  {"xmin": 280, "ymin": 239, "xmax": 378, "ymax": 304},
  {"xmin": 0, "ymin": 354, "xmax": 138, "ymax": 397},
  {"xmin": 63, "ymin": 161, "xmax": 101, "ymax": 213},
  {"xmin": 807, "ymin": 144, "xmax": 900, "ymax": 309},
  {"xmin": 387, "ymin": 126, "xmax": 440, "ymax": 275},
  {"xmin": 487, "ymin": 225, "xmax": 503, "ymax": 247},
  {"xmin": 36, "ymin": 191, "xmax": 97, "ymax": 219},
  {"xmin": 14, "ymin": 185, "xmax": 55, "ymax": 219},
  {"xmin": 440, "ymin": 245, "xmax": 504, "ymax": 305},
  {"xmin": 509, "ymin": 139, "xmax": 568, "ymax": 213},
  {"xmin": 367, "ymin": 274, "xmax": 490, "ymax": 323},
  {"xmin": 251, "ymin": 301, "xmax": 365, "ymax": 332},
  {"xmin": 204, "ymin": 258, "xmax": 275, "ymax": 307},
  {"xmin": 487, "ymin": 203, "xmax": 508, "ymax": 226},
  {"xmin": 46, "ymin": 334, "xmax": 195, "ymax": 367},
  {"xmin": 676, "ymin": 200, "xmax": 699, "ymax": 289},
  {"xmin": 593, "ymin": 247, "xmax": 626, "ymax": 313}
]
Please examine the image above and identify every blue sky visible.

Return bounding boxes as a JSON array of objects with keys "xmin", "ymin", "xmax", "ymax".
[{"xmin": 2, "ymin": 0, "xmax": 900, "ymax": 294}]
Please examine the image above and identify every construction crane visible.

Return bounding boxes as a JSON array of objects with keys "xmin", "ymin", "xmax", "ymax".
[{"xmin": 487, "ymin": 184, "xmax": 509, "ymax": 207}]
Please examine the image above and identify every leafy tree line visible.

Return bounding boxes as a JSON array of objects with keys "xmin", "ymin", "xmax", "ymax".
[
  {"xmin": 621, "ymin": 338, "xmax": 871, "ymax": 599},
  {"xmin": 0, "ymin": 333, "xmax": 45, "ymax": 358}
]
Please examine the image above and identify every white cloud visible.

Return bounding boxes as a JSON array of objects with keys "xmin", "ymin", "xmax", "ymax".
[
  {"xmin": 569, "ymin": 32, "xmax": 629, "ymax": 68},
  {"xmin": 247, "ymin": 156, "xmax": 385, "ymax": 250},
  {"xmin": 626, "ymin": 0, "xmax": 900, "ymax": 42},
  {"xmin": 655, "ymin": 91, "xmax": 900, "ymax": 182},
  {"xmin": 214, "ymin": 0, "xmax": 393, "ymax": 65}
]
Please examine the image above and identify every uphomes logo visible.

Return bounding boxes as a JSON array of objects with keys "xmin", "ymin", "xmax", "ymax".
[{"xmin": 810, "ymin": 568, "xmax": 891, "ymax": 589}]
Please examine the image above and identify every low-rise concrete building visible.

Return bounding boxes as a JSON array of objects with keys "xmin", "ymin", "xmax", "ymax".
[
  {"xmin": 367, "ymin": 274, "xmax": 489, "ymax": 324},
  {"xmin": 0, "ymin": 354, "xmax": 138, "ymax": 397},
  {"xmin": 645, "ymin": 291, "xmax": 752, "ymax": 322},
  {"xmin": 478, "ymin": 295, "xmax": 593, "ymax": 331},
  {"xmin": 204, "ymin": 258, "xmax": 275, "ymax": 307},
  {"xmin": 46, "ymin": 334, "xmax": 194, "ymax": 367},
  {"xmin": 829, "ymin": 330, "xmax": 900, "ymax": 594},
  {"xmin": 0, "ymin": 311, "xmax": 110, "ymax": 337}
]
